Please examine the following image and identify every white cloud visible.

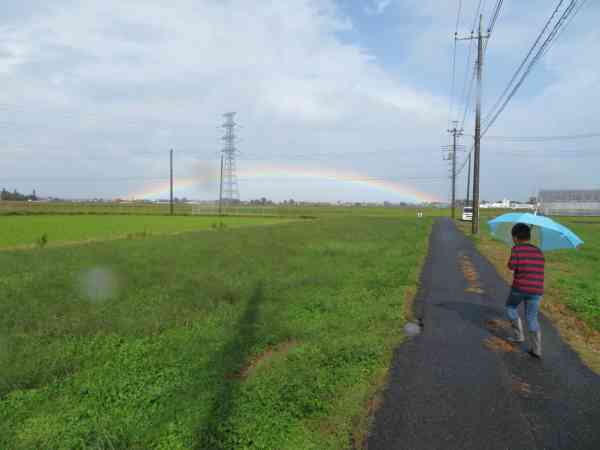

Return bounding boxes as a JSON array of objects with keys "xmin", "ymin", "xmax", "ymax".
[
  {"xmin": 365, "ymin": 0, "xmax": 392, "ymax": 16},
  {"xmin": 0, "ymin": 0, "xmax": 449, "ymax": 202},
  {"xmin": 3, "ymin": 0, "xmax": 596, "ymax": 202}
]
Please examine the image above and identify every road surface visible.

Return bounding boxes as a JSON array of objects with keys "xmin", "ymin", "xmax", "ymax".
[{"xmin": 367, "ymin": 218, "xmax": 600, "ymax": 450}]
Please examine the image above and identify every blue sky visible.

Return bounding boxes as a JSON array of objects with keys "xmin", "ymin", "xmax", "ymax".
[{"xmin": 0, "ymin": 0, "xmax": 598, "ymax": 203}]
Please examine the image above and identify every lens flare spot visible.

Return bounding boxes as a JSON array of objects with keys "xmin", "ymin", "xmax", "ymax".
[{"xmin": 79, "ymin": 267, "xmax": 119, "ymax": 302}]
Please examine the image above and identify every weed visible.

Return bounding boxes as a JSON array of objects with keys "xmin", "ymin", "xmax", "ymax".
[{"xmin": 36, "ymin": 233, "xmax": 48, "ymax": 248}]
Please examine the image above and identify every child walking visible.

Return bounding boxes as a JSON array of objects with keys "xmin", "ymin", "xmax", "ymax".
[{"xmin": 506, "ymin": 223, "xmax": 545, "ymax": 358}]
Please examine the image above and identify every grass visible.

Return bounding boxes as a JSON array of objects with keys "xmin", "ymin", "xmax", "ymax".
[
  {"xmin": 0, "ymin": 215, "xmax": 290, "ymax": 249},
  {"xmin": 456, "ymin": 214, "xmax": 600, "ymax": 373},
  {"xmin": 0, "ymin": 215, "xmax": 432, "ymax": 449}
]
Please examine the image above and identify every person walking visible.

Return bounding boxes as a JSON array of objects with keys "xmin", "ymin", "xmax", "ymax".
[{"xmin": 506, "ymin": 223, "xmax": 545, "ymax": 358}]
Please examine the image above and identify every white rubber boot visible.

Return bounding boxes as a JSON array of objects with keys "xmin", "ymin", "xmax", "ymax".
[
  {"xmin": 507, "ymin": 318, "xmax": 525, "ymax": 343},
  {"xmin": 529, "ymin": 330, "xmax": 542, "ymax": 358}
]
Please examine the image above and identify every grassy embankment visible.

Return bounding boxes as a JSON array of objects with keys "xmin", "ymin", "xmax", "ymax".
[
  {"xmin": 0, "ymin": 212, "xmax": 433, "ymax": 449},
  {"xmin": 457, "ymin": 214, "xmax": 600, "ymax": 372}
]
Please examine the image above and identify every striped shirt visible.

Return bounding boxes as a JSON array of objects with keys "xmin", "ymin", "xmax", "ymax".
[{"xmin": 509, "ymin": 243, "xmax": 545, "ymax": 295}]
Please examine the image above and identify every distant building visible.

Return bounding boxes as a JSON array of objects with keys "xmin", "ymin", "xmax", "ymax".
[
  {"xmin": 480, "ymin": 198, "xmax": 511, "ymax": 209},
  {"xmin": 539, "ymin": 189, "xmax": 600, "ymax": 216}
]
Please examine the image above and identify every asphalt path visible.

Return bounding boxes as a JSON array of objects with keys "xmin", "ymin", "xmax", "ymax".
[{"xmin": 366, "ymin": 218, "xmax": 600, "ymax": 450}]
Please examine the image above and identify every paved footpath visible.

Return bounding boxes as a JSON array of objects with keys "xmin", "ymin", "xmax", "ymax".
[{"xmin": 367, "ymin": 218, "xmax": 600, "ymax": 450}]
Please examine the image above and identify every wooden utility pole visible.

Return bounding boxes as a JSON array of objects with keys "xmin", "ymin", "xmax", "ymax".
[
  {"xmin": 472, "ymin": 14, "xmax": 484, "ymax": 234},
  {"xmin": 457, "ymin": 15, "xmax": 488, "ymax": 234},
  {"xmin": 169, "ymin": 149, "xmax": 174, "ymax": 216},
  {"xmin": 448, "ymin": 124, "xmax": 463, "ymax": 220},
  {"xmin": 218, "ymin": 153, "xmax": 224, "ymax": 216},
  {"xmin": 466, "ymin": 153, "xmax": 472, "ymax": 207}
]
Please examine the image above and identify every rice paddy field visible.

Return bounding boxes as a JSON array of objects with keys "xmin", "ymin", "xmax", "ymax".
[
  {"xmin": 0, "ymin": 200, "xmax": 441, "ymax": 219},
  {"xmin": 0, "ymin": 215, "xmax": 291, "ymax": 249},
  {"xmin": 0, "ymin": 206, "xmax": 434, "ymax": 449}
]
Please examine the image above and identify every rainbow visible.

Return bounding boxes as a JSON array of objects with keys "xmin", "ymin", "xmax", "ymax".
[{"xmin": 127, "ymin": 164, "xmax": 441, "ymax": 203}]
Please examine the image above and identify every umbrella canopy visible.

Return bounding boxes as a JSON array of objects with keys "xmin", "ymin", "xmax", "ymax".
[{"xmin": 487, "ymin": 213, "xmax": 584, "ymax": 251}]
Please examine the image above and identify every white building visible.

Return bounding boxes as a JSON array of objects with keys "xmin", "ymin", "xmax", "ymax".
[{"xmin": 480, "ymin": 198, "xmax": 511, "ymax": 209}]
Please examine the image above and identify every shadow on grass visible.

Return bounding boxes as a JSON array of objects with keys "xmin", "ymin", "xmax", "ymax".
[{"xmin": 194, "ymin": 281, "xmax": 265, "ymax": 449}]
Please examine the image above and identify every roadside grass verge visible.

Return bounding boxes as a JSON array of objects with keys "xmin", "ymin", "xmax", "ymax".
[
  {"xmin": 0, "ymin": 215, "xmax": 290, "ymax": 249},
  {"xmin": 456, "ymin": 216, "xmax": 600, "ymax": 373},
  {"xmin": 0, "ymin": 216, "xmax": 432, "ymax": 449}
]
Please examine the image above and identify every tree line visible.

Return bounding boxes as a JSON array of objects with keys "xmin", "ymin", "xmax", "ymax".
[{"xmin": 0, "ymin": 189, "xmax": 38, "ymax": 201}]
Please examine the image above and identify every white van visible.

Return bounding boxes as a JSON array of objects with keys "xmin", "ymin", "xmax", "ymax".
[{"xmin": 462, "ymin": 207, "xmax": 473, "ymax": 221}]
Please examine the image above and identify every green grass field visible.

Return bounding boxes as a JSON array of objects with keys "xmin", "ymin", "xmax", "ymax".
[
  {"xmin": 0, "ymin": 215, "xmax": 291, "ymax": 249},
  {"xmin": 544, "ymin": 217, "xmax": 600, "ymax": 331},
  {"xmin": 0, "ymin": 214, "xmax": 433, "ymax": 449}
]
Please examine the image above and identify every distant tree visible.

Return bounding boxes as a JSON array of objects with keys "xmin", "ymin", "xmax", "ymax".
[{"xmin": 0, "ymin": 188, "xmax": 34, "ymax": 201}]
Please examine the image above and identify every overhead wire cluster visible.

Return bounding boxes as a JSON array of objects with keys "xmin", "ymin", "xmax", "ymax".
[
  {"xmin": 481, "ymin": 0, "xmax": 587, "ymax": 135},
  {"xmin": 450, "ymin": 0, "xmax": 592, "ymax": 178}
]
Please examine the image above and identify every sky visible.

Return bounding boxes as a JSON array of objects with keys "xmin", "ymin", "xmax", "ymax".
[{"xmin": 0, "ymin": 0, "xmax": 598, "ymax": 203}]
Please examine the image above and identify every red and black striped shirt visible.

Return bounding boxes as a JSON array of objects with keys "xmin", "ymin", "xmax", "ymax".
[{"xmin": 509, "ymin": 243, "xmax": 545, "ymax": 295}]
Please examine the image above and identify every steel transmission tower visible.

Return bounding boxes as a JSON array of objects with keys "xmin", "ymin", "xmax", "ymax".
[{"xmin": 220, "ymin": 112, "xmax": 240, "ymax": 204}]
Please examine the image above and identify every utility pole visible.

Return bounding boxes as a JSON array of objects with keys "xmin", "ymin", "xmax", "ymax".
[
  {"xmin": 218, "ymin": 153, "xmax": 224, "ymax": 216},
  {"xmin": 472, "ymin": 14, "xmax": 484, "ymax": 234},
  {"xmin": 447, "ymin": 123, "xmax": 463, "ymax": 220},
  {"xmin": 457, "ymin": 15, "xmax": 488, "ymax": 234},
  {"xmin": 466, "ymin": 153, "xmax": 472, "ymax": 207},
  {"xmin": 169, "ymin": 149, "xmax": 174, "ymax": 216}
]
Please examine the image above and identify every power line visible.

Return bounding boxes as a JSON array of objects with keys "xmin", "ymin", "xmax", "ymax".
[
  {"xmin": 483, "ymin": 132, "xmax": 600, "ymax": 142},
  {"xmin": 448, "ymin": 0, "xmax": 463, "ymax": 128},
  {"xmin": 482, "ymin": 0, "xmax": 585, "ymax": 135},
  {"xmin": 472, "ymin": 0, "xmax": 484, "ymax": 31},
  {"xmin": 481, "ymin": 0, "xmax": 567, "ymax": 127},
  {"xmin": 539, "ymin": 0, "xmax": 591, "ymax": 60},
  {"xmin": 0, "ymin": 175, "xmax": 450, "ymax": 183},
  {"xmin": 455, "ymin": 137, "xmax": 599, "ymax": 175},
  {"xmin": 459, "ymin": 64, "xmax": 476, "ymax": 130},
  {"xmin": 0, "ymin": 145, "xmax": 450, "ymax": 164},
  {"xmin": 487, "ymin": 0, "xmax": 504, "ymax": 34},
  {"xmin": 453, "ymin": 0, "xmax": 504, "ymax": 168},
  {"xmin": 0, "ymin": 177, "xmax": 168, "ymax": 183},
  {"xmin": 484, "ymin": 0, "xmax": 504, "ymax": 51},
  {"xmin": 457, "ymin": 0, "xmax": 495, "ymax": 130},
  {"xmin": 454, "ymin": 0, "xmax": 482, "ymax": 128}
]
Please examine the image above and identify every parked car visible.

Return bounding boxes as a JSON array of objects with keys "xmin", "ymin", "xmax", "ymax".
[{"xmin": 462, "ymin": 206, "xmax": 473, "ymax": 221}]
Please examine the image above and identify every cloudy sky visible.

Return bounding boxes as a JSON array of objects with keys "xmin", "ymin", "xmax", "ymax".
[{"xmin": 0, "ymin": 0, "xmax": 598, "ymax": 203}]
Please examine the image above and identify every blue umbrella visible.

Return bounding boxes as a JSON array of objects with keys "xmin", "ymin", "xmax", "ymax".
[{"xmin": 487, "ymin": 212, "xmax": 584, "ymax": 251}]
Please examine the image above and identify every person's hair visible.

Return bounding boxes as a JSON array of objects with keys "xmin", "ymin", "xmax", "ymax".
[{"xmin": 511, "ymin": 223, "xmax": 531, "ymax": 241}]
